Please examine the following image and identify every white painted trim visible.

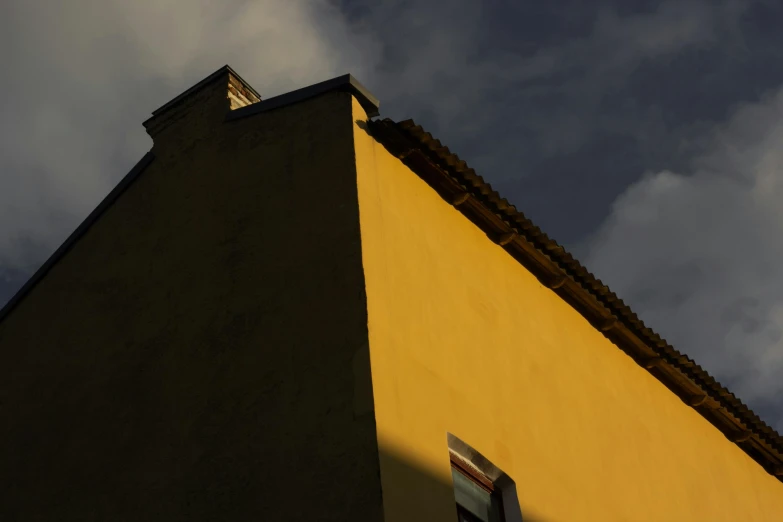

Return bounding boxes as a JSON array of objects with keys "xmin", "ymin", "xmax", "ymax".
[{"xmin": 447, "ymin": 433, "xmax": 525, "ymax": 522}]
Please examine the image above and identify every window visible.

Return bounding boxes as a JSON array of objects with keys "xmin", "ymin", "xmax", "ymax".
[{"xmin": 450, "ymin": 453, "xmax": 505, "ymax": 522}]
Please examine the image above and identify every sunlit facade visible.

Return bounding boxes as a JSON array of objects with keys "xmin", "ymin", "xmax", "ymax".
[{"xmin": 0, "ymin": 66, "xmax": 781, "ymax": 521}]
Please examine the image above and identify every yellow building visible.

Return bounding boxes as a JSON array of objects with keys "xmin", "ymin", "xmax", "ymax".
[{"xmin": 0, "ymin": 65, "xmax": 781, "ymax": 521}]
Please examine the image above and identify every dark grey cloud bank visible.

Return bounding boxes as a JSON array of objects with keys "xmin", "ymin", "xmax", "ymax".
[{"xmin": 1, "ymin": 0, "xmax": 782, "ymax": 428}]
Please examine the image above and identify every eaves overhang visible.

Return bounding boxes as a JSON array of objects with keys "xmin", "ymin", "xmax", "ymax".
[{"xmin": 368, "ymin": 117, "xmax": 783, "ymax": 482}]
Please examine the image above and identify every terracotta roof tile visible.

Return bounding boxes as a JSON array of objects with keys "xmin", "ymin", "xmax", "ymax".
[{"xmin": 368, "ymin": 117, "xmax": 783, "ymax": 481}]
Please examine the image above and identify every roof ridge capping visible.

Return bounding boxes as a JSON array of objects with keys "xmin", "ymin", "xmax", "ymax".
[
  {"xmin": 227, "ymin": 73, "xmax": 380, "ymax": 121},
  {"xmin": 367, "ymin": 117, "xmax": 783, "ymax": 482}
]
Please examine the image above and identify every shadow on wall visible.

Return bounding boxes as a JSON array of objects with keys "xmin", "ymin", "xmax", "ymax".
[{"xmin": 377, "ymin": 445, "xmax": 549, "ymax": 522}]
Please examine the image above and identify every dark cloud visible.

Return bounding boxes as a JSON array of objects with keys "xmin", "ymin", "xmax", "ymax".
[{"xmin": 582, "ymin": 87, "xmax": 783, "ymax": 428}]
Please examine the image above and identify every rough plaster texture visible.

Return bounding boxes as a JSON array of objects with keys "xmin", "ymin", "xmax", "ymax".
[
  {"xmin": 0, "ymin": 81, "xmax": 382, "ymax": 521},
  {"xmin": 352, "ymin": 98, "xmax": 783, "ymax": 521}
]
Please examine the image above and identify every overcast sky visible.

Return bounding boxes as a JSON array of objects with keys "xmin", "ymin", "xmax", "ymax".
[{"xmin": 2, "ymin": 0, "xmax": 783, "ymax": 430}]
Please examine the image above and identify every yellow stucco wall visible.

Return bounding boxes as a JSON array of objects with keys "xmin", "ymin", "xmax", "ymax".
[{"xmin": 353, "ymin": 99, "xmax": 783, "ymax": 521}]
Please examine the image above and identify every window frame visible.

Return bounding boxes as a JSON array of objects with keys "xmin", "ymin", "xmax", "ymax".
[{"xmin": 450, "ymin": 453, "xmax": 506, "ymax": 522}]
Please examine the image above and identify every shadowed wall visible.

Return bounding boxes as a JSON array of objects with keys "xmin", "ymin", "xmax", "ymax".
[{"xmin": 0, "ymin": 84, "xmax": 382, "ymax": 521}]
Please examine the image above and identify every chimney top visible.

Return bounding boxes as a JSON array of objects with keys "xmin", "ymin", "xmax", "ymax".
[
  {"xmin": 150, "ymin": 65, "xmax": 260, "ymax": 118},
  {"xmin": 142, "ymin": 65, "xmax": 261, "ymax": 142}
]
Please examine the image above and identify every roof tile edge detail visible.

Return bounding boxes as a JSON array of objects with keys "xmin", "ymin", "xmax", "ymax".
[{"xmin": 367, "ymin": 117, "xmax": 783, "ymax": 481}]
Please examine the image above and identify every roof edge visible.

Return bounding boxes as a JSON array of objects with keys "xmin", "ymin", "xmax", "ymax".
[
  {"xmin": 0, "ymin": 151, "xmax": 156, "ymax": 324},
  {"xmin": 226, "ymin": 74, "xmax": 380, "ymax": 121},
  {"xmin": 367, "ymin": 117, "xmax": 783, "ymax": 482}
]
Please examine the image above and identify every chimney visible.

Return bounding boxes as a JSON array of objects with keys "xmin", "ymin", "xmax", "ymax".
[{"xmin": 142, "ymin": 65, "xmax": 261, "ymax": 151}]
